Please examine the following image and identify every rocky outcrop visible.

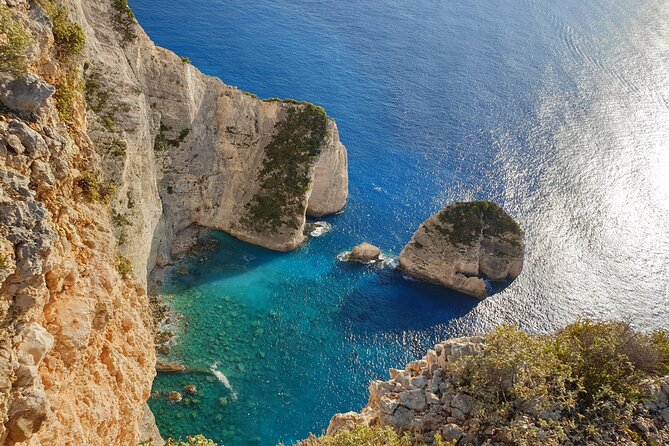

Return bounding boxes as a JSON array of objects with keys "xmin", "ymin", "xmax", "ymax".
[
  {"xmin": 75, "ymin": 0, "xmax": 348, "ymax": 282},
  {"xmin": 398, "ymin": 201, "xmax": 524, "ymax": 298},
  {"xmin": 326, "ymin": 332, "xmax": 669, "ymax": 446},
  {"xmin": 1, "ymin": 0, "xmax": 348, "ymax": 444},
  {"xmin": 347, "ymin": 242, "xmax": 381, "ymax": 262}
]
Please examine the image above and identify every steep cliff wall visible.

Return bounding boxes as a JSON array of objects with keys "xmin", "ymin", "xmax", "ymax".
[
  {"xmin": 76, "ymin": 0, "xmax": 347, "ymax": 282},
  {"xmin": 0, "ymin": 0, "xmax": 348, "ymax": 444}
]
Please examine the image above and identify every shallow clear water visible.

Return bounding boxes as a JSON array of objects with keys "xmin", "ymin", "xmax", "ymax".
[{"xmin": 130, "ymin": 0, "xmax": 669, "ymax": 444}]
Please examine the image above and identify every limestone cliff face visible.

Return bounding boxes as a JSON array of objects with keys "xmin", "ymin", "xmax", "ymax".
[
  {"xmin": 76, "ymin": 0, "xmax": 348, "ymax": 281},
  {"xmin": 398, "ymin": 201, "xmax": 524, "ymax": 298},
  {"xmin": 0, "ymin": 80, "xmax": 155, "ymax": 446},
  {"xmin": 0, "ymin": 0, "xmax": 348, "ymax": 444}
]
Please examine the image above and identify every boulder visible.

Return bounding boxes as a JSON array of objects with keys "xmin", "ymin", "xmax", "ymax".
[
  {"xmin": 0, "ymin": 74, "xmax": 55, "ymax": 115},
  {"xmin": 155, "ymin": 360, "xmax": 186, "ymax": 373},
  {"xmin": 167, "ymin": 391, "xmax": 182, "ymax": 403},
  {"xmin": 398, "ymin": 201, "xmax": 524, "ymax": 298},
  {"xmin": 348, "ymin": 242, "xmax": 381, "ymax": 262}
]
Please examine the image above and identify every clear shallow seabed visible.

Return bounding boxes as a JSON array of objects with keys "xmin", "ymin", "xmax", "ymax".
[{"xmin": 129, "ymin": 0, "xmax": 669, "ymax": 444}]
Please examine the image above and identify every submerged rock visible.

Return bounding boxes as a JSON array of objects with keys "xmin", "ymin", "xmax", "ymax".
[
  {"xmin": 155, "ymin": 360, "xmax": 186, "ymax": 373},
  {"xmin": 347, "ymin": 242, "xmax": 381, "ymax": 262},
  {"xmin": 167, "ymin": 391, "xmax": 182, "ymax": 403},
  {"xmin": 398, "ymin": 201, "xmax": 524, "ymax": 298}
]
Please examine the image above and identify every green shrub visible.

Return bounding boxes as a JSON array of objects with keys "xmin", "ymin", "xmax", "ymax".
[
  {"xmin": 165, "ymin": 435, "xmax": 217, "ymax": 446},
  {"xmin": 46, "ymin": 4, "xmax": 85, "ymax": 58},
  {"xmin": 53, "ymin": 67, "xmax": 83, "ymax": 122},
  {"xmin": 292, "ymin": 426, "xmax": 416, "ymax": 446},
  {"xmin": 180, "ymin": 56, "xmax": 191, "ymax": 64},
  {"xmin": 112, "ymin": 0, "xmax": 136, "ymax": 42},
  {"xmin": 37, "ymin": 1, "xmax": 85, "ymax": 122},
  {"xmin": 451, "ymin": 320, "xmax": 669, "ymax": 445},
  {"xmin": 293, "ymin": 427, "xmax": 456, "ymax": 446},
  {"xmin": 0, "ymin": 5, "xmax": 32, "ymax": 76},
  {"xmin": 116, "ymin": 252, "xmax": 132, "ymax": 277},
  {"xmin": 436, "ymin": 201, "xmax": 522, "ymax": 246},
  {"xmin": 154, "ymin": 122, "xmax": 190, "ymax": 151},
  {"xmin": 76, "ymin": 172, "xmax": 115, "ymax": 203},
  {"xmin": 240, "ymin": 105, "xmax": 327, "ymax": 232}
]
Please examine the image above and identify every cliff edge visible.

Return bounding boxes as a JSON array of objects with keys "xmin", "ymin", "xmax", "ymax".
[{"xmin": 319, "ymin": 321, "xmax": 669, "ymax": 446}]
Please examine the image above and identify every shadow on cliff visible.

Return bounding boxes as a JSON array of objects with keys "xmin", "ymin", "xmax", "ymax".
[{"xmin": 157, "ymin": 230, "xmax": 289, "ymax": 292}]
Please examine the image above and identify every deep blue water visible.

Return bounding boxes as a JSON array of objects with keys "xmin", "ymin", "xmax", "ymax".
[{"xmin": 130, "ymin": 0, "xmax": 669, "ymax": 444}]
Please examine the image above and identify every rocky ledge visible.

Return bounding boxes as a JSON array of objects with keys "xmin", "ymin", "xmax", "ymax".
[
  {"xmin": 398, "ymin": 201, "xmax": 524, "ymax": 298},
  {"xmin": 324, "ymin": 321, "xmax": 669, "ymax": 446}
]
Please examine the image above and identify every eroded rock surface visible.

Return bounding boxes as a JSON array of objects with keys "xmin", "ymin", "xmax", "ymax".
[
  {"xmin": 348, "ymin": 242, "xmax": 381, "ymax": 262},
  {"xmin": 1, "ymin": 0, "xmax": 348, "ymax": 443},
  {"xmin": 398, "ymin": 201, "xmax": 524, "ymax": 298}
]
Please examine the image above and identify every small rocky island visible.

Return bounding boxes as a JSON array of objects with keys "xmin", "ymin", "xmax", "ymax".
[
  {"xmin": 347, "ymin": 242, "xmax": 381, "ymax": 262},
  {"xmin": 398, "ymin": 201, "xmax": 524, "ymax": 298}
]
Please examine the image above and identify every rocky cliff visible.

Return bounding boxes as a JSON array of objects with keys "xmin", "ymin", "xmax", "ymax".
[
  {"xmin": 398, "ymin": 201, "xmax": 524, "ymax": 298},
  {"xmin": 0, "ymin": 0, "xmax": 347, "ymax": 444},
  {"xmin": 324, "ymin": 322, "xmax": 669, "ymax": 446}
]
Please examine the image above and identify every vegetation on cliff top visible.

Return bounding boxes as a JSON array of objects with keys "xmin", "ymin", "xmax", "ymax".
[
  {"xmin": 435, "ymin": 200, "xmax": 523, "ymax": 246},
  {"xmin": 293, "ymin": 426, "xmax": 454, "ymax": 446},
  {"xmin": 0, "ymin": 5, "xmax": 32, "ymax": 76},
  {"xmin": 450, "ymin": 320, "xmax": 669, "ymax": 445},
  {"xmin": 240, "ymin": 104, "xmax": 328, "ymax": 232}
]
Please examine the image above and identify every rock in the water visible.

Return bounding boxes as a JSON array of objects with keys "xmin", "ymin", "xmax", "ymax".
[
  {"xmin": 156, "ymin": 360, "xmax": 186, "ymax": 373},
  {"xmin": 183, "ymin": 384, "xmax": 197, "ymax": 395},
  {"xmin": 398, "ymin": 201, "xmax": 524, "ymax": 298},
  {"xmin": 167, "ymin": 391, "xmax": 182, "ymax": 403},
  {"xmin": 347, "ymin": 242, "xmax": 381, "ymax": 262}
]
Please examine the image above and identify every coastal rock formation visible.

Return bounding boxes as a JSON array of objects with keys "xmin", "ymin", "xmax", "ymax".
[
  {"xmin": 325, "ymin": 324, "xmax": 669, "ymax": 446},
  {"xmin": 347, "ymin": 242, "xmax": 381, "ymax": 262},
  {"xmin": 1, "ymin": 0, "xmax": 348, "ymax": 444},
  {"xmin": 398, "ymin": 201, "xmax": 524, "ymax": 298}
]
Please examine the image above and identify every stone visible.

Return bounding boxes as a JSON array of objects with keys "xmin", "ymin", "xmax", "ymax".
[
  {"xmin": 8, "ymin": 120, "xmax": 49, "ymax": 159},
  {"xmin": 0, "ymin": 74, "xmax": 55, "ymax": 115},
  {"xmin": 5, "ymin": 391, "xmax": 49, "ymax": 443},
  {"xmin": 19, "ymin": 323, "xmax": 54, "ymax": 367},
  {"xmin": 398, "ymin": 201, "xmax": 524, "ymax": 298},
  {"xmin": 451, "ymin": 393, "xmax": 473, "ymax": 415},
  {"xmin": 440, "ymin": 424, "xmax": 464, "ymax": 443},
  {"xmin": 155, "ymin": 360, "xmax": 186, "ymax": 373},
  {"xmin": 183, "ymin": 384, "xmax": 197, "ymax": 395},
  {"xmin": 411, "ymin": 375, "xmax": 428, "ymax": 389},
  {"xmin": 400, "ymin": 389, "xmax": 426, "ymax": 411},
  {"xmin": 167, "ymin": 391, "xmax": 182, "ymax": 403},
  {"xmin": 347, "ymin": 242, "xmax": 381, "ymax": 262}
]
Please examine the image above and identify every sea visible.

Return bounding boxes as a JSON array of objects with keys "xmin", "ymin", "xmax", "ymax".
[{"xmin": 128, "ymin": 0, "xmax": 669, "ymax": 444}]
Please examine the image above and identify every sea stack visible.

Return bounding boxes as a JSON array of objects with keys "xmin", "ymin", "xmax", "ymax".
[{"xmin": 398, "ymin": 201, "xmax": 524, "ymax": 298}]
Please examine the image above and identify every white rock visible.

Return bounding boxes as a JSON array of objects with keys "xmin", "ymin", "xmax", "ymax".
[{"xmin": 19, "ymin": 323, "xmax": 54, "ymax": 367}]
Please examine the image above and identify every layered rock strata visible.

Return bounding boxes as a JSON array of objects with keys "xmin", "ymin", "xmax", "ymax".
[{"xmin": 398, "ymin": 201, "xmax": 524, "ymax": 298}]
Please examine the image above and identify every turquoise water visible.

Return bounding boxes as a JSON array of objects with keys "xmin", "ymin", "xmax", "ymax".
[{"xmin": 132, "ymin": 0, "xmax": 669, "ymax": 444}]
